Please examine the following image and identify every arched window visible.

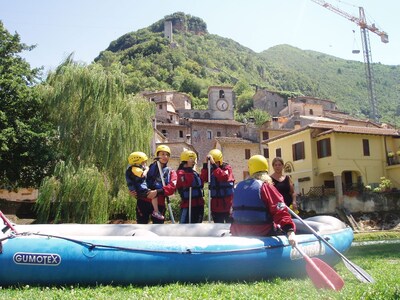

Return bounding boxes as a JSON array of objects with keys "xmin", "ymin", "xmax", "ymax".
[{"xmin": 219, "ymin": 90, "xmax": 225, "ymax": 99}]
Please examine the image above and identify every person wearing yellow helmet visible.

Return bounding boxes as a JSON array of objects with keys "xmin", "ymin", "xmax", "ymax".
[
  {"xmin": 200, "ymin": 149, "xmax": 235, "ymax": 223},
  {"xmin": 137, "ymin": 144, "xmax": 177, "ymax": 224},
  {"xmin": 125, "ymin": 151, "xmax": 164, "ymax": 221},
  {"xmin": 230, "ymin": 155, "xmax": 297, "ymax": 247},
  {"xmin": 176, "ymin": 150, "xmax": 205, "ymax": 223}
]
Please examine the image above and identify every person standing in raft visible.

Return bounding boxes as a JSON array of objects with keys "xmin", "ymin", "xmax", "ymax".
[
  {"xmin": 200, "ymin": 149, "xmax": 235, "ymax": 223},
  {"xmin": 125, "ymin": 151, "xmax": 165, "ymax": 221},
  {"xmin": 270, "ymin": 157, "xmax": 298, "ymax": 212},
  {"xmin": 176, "ymin": 150, "xmax": 205, "ymax": 223},
  {"xmin": 230, "ymin": 155, "xmax": 297, "ymax": 247}
]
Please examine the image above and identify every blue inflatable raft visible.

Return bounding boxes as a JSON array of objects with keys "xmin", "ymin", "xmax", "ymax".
[{"xmin": 0, "ymin": 215, "xmax": 353, "ymax": 286}]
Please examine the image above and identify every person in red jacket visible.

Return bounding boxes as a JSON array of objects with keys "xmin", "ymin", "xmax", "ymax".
[
  {"xmin": 176, "ymin": 150, "xmax": 204, "ymax": 223},
  {"xmin": 200, "ymin": 149, "xmax": 235, "ymax": 223},
  {"xmin": 230, "ymin": 155, "xmax": 297, "ymax": 247}
]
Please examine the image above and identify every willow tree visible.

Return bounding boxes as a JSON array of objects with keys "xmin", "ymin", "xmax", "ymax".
[{"xmin": 35, "ymin": 59, "xmax": 154, "ymax": 223}]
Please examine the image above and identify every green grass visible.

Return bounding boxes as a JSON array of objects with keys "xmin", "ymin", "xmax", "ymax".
[{"xmin": 2, "ymin": 233, "xmax": 400, "ymax": 299}]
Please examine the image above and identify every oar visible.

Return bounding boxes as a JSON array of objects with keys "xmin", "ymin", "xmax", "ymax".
[
  {"xmin": 188, "ymin": 187, "xmax": 192, "ymax": 224},
  {"xmin": 294, "ymin": 244, "xmax": 344, "ymax": 290},
  {"xmin": 0, "ymin": 210, "xmax": 18, "ymax": 234},
  {"xmin": 156, "ymin": 159, "xmax": 175, "ymax": 223},
  {"xmin": 207, "ymin": 158, "xmax": 211, "ymax": 222},
  {"xmin": 286, "ymin": 205, "xmax": 375, "ymax": 283}
]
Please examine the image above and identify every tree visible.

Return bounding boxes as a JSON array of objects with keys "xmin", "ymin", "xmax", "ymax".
[
  {"xmin": 35, "ymin": 59, "xmax": 154, "ymax": 223},
  {"xmin": 0, "ymin": 21, "xmax": 57, "ymax": 189}
]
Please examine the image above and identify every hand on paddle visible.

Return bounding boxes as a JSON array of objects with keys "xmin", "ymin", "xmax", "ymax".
[
  {"xmin": 205, "ymin": 155, "xmax": 215, "ymax": 164},
  {"xmin": 287, "ymin": 230, "xmax": 297, "ymax": 247}
]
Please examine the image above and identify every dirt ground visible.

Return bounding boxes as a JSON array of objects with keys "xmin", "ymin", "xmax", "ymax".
[{"xmin": 350, "ymin": 211, "xmax": 400, "ymax": 231}]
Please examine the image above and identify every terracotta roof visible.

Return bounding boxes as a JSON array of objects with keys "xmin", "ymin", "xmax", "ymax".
[
  {"xmin": 265, "ymin": 122, "xmax": 400, "ymax": 143},
  {"xmin": 324, "ymin": 111, "xmax": 365, "ymax": 121},
  {"xmin": 156, "ymin": 123, "xmax": 185, "ymax": 127},
  {"xmin": 313, "ymin": 124, "xmax": 400, "ymax": 137},
  {"xmin": 189, "ymin": 119, "xmax": 244, "ymax": 126},
  {"xmin": 215, "ymin": 137, "xmax": 255, "ymax": 144},
  {"xmin": 300, "ymin": 115, "xmax": 343, "ymax": 123}
]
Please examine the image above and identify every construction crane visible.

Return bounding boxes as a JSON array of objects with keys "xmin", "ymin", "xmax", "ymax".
[{"xmin": 311, "ymin": 0, "xmax": 389, "ymax": 122}]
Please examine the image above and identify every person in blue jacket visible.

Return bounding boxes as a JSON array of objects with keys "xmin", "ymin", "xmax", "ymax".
[
  {"xmin": 230, "ymin": 155, "xmax": 297, "ymax": 247},
  {"xmin": 125, "ymin": 151, "xmax": 164, "ymax": 221}
]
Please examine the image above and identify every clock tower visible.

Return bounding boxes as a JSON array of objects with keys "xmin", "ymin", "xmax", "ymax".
[{"xmin": 208, "ymin": 86, "xmax": 234, "ymax": 120}]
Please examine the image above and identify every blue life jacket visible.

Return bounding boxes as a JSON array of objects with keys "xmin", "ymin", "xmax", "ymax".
[
  {"xmin": 178, "ymin": 170, "xmax": 203, "ymax": 200},
  {"xmin": 125, "ymin": 165, "xmax": 149, "ymax": 199},
  {"xmin": 209, "ymin": 165, "xmax": 234, "ymax": 198},
  {"xmin": 146, "ymin": 162, "xmax": 171, "ymax": 190},
  {"xmin": 232, "ymin": 179, "xmax": 272, "ymax": 225}
]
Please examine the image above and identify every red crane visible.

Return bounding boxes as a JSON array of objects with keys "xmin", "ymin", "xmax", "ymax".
[{"xmin": 311, "ymin": 0, "xmax": 389, "ymax": 122}]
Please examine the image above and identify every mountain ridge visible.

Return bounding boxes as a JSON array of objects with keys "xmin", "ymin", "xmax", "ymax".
[{"xmin": 94, "ymin": 12, "xmax": 400, "ymax": 126}]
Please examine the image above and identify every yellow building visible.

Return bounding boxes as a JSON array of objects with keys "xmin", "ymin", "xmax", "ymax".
[{"xmin": 265, "ymin": 122, "xmax": 400, "ymax": 207}]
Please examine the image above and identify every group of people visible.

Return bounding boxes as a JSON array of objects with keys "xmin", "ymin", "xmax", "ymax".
[{"xmin": 125, "ymin": 145, "xmax": 298, "ymax": 246}]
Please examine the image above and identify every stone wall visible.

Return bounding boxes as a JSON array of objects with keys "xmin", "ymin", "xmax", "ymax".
[{"xmin": 300, "ymin": 191, "xmax": 400, "ymax": 214}]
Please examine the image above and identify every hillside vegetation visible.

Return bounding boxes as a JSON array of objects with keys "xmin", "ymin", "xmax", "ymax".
[{"xmin": 94, "ymin": 12, "xmax": 400, "ymax": 126}]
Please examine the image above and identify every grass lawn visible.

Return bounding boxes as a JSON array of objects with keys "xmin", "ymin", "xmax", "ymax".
[{"xmin": 1, "ymin": 232, "xmax": 399, "ymax": 299}]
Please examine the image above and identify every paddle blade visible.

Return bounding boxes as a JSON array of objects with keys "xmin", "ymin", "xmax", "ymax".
[
  {"xmin": 305, "ymin": 257, "xmax": 345, "ymax": 291},
  {"xmin": 342, "ymin": 258, "xmax": 375, "ymax": 283}
]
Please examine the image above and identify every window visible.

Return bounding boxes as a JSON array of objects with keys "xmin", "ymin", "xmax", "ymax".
[
  {"xmin": 179, "ymin": 131, "xmax": 183, "ymax": 138},
  {"xmin": 363, "ymin": 139, "xmax": 370, "ymax": 156},
  {"xmin": 317, "ymin": 138, "xmax": 331, "ymax": 158},
  {"xmin": 292, "ymin": 141, "xmax": 305, "ymax": 161},
  {"xmin": 219, "ymin": 90, "xmax": 225, "ymax": 98},
  {"xmin": 263, "ymin": 148, "xmax": 269, "ymax": 159},
  {"xmin": 207, "ymin": 130, "xmax": 212, "ymax": 140},
  {"xmin": 245, "ymin": 149, "xmax": 251, "ymax": 159},
  {"xmin": 161, "ymin": 129, "xmax": 168, "ymax": 137},
  {"xmin": 274, "ymin": 102, "xmax": 277, "ymax": 108},
  {"xmin": 216, "ymin": 131, "xmax": 221, "ymax": 137},
  {"xmin": 309, "ymin": 109, "xmax": 313, "ymax": 115},
  {"xmin": 276, "ymin": 148, "xmax": 282, "ymax": 158},
  {"xmin": 262, "ymin": 131, "xmax": 269, "ymax": 140}
]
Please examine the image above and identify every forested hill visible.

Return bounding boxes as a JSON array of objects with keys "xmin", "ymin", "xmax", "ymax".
[{"xmin": 94, "ymin": 12, "xmax": 400, "ymax": 126}]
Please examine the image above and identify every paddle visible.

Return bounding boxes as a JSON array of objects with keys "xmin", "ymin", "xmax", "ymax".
[
  {"xmin": 156, "ymin": 159, "xmax": 175, "ymax": 223},
  {"xmin": 207, "ymin": 158, "xmax": 212, "ymax": 222},
  {"xmin": 0, "ymin": 210, "xmax": 18, "ymax": 234},
  {"xmin": 294, "ymin": 244, "xmax": 344, "ymax": 290},
  {"xmin": 188, "ymin": 187, "xmax": 192, "ymax": 224},
  {"xmin": 286, "ymin": 205, "xmax": 375, "ymax": 283}
]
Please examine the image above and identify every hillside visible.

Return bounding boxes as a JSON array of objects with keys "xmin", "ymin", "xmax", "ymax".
[{"xmin": 94, "ymin": 12, "xmax": 400, "ymax": 126}]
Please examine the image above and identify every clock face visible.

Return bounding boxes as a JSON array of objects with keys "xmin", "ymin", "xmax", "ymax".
[{"xmin": 216, "ymin": 99, "xmax": 228, "ymax": 111}]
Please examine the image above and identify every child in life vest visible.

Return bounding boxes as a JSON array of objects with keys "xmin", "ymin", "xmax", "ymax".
[
  {"xmin": 176, "ymin": 150, "xmax": 204, "ymax": 223},
  {"xmin": 125, "ymin": 151, "xmax": 164, "ymax": 220}
]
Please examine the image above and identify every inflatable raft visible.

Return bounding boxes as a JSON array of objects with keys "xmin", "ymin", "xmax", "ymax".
[{"xmin": 0, "ymin": 215, "xmax": 353, "ymax": 286}]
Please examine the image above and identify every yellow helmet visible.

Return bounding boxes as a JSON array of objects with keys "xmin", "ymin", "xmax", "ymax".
[
  {"xmin": 248, "ymin": 155, "xmax": 268, "ymax": 175},
  {"xmin": 209, "ymin": 149, "xmax": 223, "ymax": 164},
  {"xmin": 128, "ymin": 151, "xmax": 148, "ymax": 166},
  {"xmin": 155, "ymin": 145, "xmax": 171, "ymax": 157},
  {"xmin": 180, "ymin": 150, "xmax": 197, "ymax": 163}
]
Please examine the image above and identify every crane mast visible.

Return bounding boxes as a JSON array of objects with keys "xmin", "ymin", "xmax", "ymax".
[{"xmin": 311, "ymin": 0, "xmax": 389, "ymax": 122}]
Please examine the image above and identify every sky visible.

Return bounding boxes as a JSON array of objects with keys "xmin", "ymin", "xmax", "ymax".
[{"xmin": 1, "ymin": 0, "xmax": 399, "ymax": 76}]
